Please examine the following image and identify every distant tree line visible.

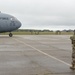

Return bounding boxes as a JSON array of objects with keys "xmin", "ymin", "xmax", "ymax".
[
  {"xmin": 15, "ymin": 29, "xmax": 54, "ymax": 32},
  {"xmin": 13, "ymin": 29, "xmax": 74, "ymax": 35},
  {"xmin": 15, "ymin": 29, "xmax": 74, "ymax": 32}
]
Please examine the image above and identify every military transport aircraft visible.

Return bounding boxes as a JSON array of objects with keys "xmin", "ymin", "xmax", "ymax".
[{"xmin": 0, "ymin": 12, "xmax": 21, "ymax": 37}]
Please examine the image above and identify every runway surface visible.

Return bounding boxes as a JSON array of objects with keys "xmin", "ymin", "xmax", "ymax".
[{"xmin": 0, "ymin": 35, "xmax": 75, "ymax": 75}]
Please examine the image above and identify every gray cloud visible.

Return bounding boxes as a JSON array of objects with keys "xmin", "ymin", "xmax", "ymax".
[{"xmin": 0, "ymin": 0, "xmax": 75, "ymax": 30}]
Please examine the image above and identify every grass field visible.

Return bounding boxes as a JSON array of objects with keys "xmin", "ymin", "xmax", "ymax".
[{"xmin": 0, "ymin": 31, "xmax": 74, "ymax": 35}]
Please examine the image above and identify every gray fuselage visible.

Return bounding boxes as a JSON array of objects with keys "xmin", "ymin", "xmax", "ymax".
[{"xmin": 0, "ymin": 13, "xmax": 21, "ymax": 32}]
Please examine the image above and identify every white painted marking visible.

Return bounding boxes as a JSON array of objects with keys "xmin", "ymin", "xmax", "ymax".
[{"xmin": 13, "ymin": 38, "xmax": 71, "ymax": 66}]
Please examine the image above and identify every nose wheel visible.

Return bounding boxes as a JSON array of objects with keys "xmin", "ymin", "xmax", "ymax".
[{"xmin": 9, "ymin": 33, "xmax": 13, "ymax": 37}]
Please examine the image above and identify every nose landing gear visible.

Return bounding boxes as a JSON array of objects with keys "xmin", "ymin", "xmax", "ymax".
[{"xmin": 9, "ymin": 33, "xmax": 13, "ymax": 37}]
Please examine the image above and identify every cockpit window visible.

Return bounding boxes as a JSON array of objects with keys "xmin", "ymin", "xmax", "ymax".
[
  {"xmin": 10, "ymin": 18, "xmax": 13, "ymax": 20},
  {"xmin": 10, "ymin": 17, "xmax": 18, "ymax": 21}
]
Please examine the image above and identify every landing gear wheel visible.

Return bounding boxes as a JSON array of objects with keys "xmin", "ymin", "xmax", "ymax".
[{"xmin": 9, "ymin": 33, "xmax": 13, "ymax": 37}]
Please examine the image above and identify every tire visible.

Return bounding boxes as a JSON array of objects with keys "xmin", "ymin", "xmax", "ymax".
[{"xmin": 9, "ymin": 33, "xmax": 13, "ymax": 37}]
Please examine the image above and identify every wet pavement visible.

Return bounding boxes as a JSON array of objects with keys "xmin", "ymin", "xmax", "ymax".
[{"xmin": 0, "ymin": 35, "xmax": 75, "ymax": 75}]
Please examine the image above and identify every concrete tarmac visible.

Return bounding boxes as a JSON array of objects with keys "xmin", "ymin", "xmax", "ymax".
[{"xmin": 0, "ymin": 35, "xmax": 75, "ymax": 75}]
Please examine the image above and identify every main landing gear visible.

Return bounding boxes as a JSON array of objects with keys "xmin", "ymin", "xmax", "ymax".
[{"xmin": 9, "ymin": 33, "xmax": 13, "ymax": 37}]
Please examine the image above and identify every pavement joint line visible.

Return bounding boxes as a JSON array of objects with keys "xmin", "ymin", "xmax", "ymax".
[{"xmin": 13, "ymin": 38, "xmax": 71, "ymax": 67}]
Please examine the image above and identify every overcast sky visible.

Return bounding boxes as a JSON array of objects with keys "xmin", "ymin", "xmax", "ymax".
[{"xmin": 0, "ymin": 0, "xmax": 75, "ymax": 30}]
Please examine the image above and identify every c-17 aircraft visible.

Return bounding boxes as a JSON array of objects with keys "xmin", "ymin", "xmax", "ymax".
[{"xmin": 0, "ymin": 12, "xmax": 21, "ymax": 37}]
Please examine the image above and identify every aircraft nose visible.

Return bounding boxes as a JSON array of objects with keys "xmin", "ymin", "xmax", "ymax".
[{"xmin": 17, "ymin": 21, "xmax": 22, "ymax": 28}]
